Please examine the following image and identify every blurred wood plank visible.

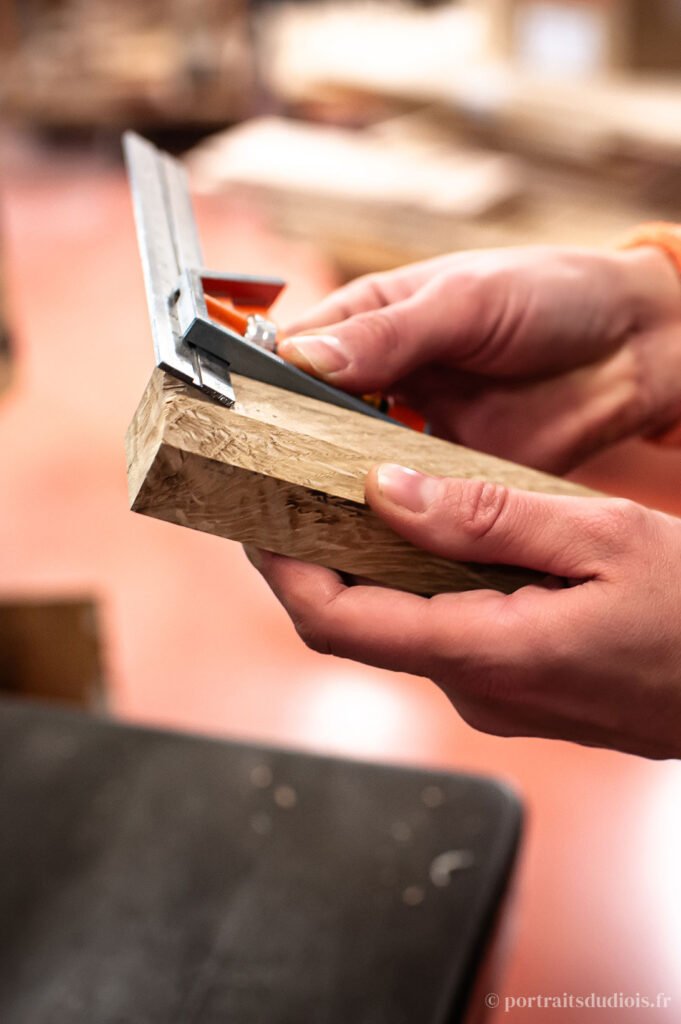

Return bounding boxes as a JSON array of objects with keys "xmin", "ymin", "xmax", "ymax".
[
  {"xmin": 0, "ymin": 0, "xmax": 253, "ymax": 129},
  {"xmin": 0, "ymin": 599, "xmax": 105, "ymax": 707},
  {"xmin": 188, "ymin": 115, "xmax": 530, "ymax": 275},
  {"xmin": 127, "ymin": 368, "xmax": 595, "ymax": 596},
  {"xmin": 189, "ymin": 116, "xmax": 523, "ymax": 219},
  {"xmin": 262, "ymin": 2, "xmax": 681, "ymax": 167}
]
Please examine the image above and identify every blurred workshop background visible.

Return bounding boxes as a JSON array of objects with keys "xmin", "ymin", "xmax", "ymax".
[{"xmin": 2, "ymin": 0, "xmax": 681, "ymax": 1017}]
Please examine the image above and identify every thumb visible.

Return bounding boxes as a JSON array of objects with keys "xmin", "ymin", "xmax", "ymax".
[
  {"xmin": 366, "ymin": 465, "xmax": 633, "ymax": 580},
  {"xmin": 278, "ymin": 289, "xmax": 450, "ymax": 394}
]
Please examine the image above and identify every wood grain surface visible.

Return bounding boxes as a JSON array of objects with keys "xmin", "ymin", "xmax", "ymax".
[{"xmin": 127, "ymin": 368, "xmax": 597, "ymax": 595}]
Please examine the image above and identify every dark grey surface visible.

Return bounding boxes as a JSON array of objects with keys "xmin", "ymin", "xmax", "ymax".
[{"xmin": 0, "ymin": 699, "xmax": 522, "ymax": 1023}]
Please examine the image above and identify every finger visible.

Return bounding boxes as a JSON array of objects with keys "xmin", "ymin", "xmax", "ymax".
[
  {"xmin": 366, "ymin": 467, "xmax": 643, "ymax": 579},
  {"xmin": 246, "ymin": 548, "xmax": 503, "ymax": 676},
  {"xmin": 282, "ymin": 258, "xmax": 452, "ymax": 337},
  {"xmin": 281, "ymin": 247, "xmax": 649, "ymax": 394},
  {"xmin": 278, "ymin": 272, "xmax": 479, "ymax": 393},
  {"xmin": 278, "ymin": 254, "xmax": 548, "ymax": 392},
  {"xmin": 282, "ymin": 275, "xmax": 398, "ymax": 337},
  {"xmin": 283, "ymin": 249, "xmax": 532, "ymax": 338}
]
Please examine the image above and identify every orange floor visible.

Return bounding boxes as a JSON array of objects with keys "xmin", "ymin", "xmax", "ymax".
[{"xmin": 2, "ymin": 135, "xmax": 681, "ymax": 1021}]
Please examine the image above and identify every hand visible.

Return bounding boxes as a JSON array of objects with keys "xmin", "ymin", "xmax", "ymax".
[
  {"xmin": 279, "ymin": 246, "xmax": 681, "ymax": 473},
  {"xmin": 247, "ymin": 467, "xmax": 681, "ymax": 760}
]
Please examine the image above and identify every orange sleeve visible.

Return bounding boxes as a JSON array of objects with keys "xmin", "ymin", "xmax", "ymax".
[
  {"xmin": 620, "ymin": 223, "xmax": 681, "ymax": 448},
  {"xmin": 621, "ymin": 222, "xmax": 681, "ymax": 275}
]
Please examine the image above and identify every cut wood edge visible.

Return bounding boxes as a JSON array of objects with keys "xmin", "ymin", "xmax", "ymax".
[{"xmin": 126, "ymin": 368, "xmax": 169, "ymax": 508}]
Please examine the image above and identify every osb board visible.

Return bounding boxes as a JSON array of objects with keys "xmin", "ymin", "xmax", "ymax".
[{"xmin": 127, "ymin": 369, "xmax": 595, "ymax": 596}]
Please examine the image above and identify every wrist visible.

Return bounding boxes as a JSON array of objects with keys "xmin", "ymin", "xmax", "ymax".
[
  {"xmin": 617, "ymin": 244, "xmax": 681, "ymax": 328},
  {"xmin": 617, "ymin": 245, "xmax": 681, "ymax": 442}
]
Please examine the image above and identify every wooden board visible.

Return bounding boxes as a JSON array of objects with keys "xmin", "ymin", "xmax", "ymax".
[
  {"xmin": 0, "ymin": 598, "xmax": 105, "ymax": 708},
  {"xmin": 127, "ymin": 369, "xmax": 596, "ymax": 596}
]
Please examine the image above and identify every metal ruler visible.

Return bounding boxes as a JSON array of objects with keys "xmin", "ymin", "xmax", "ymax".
[{"xmin": 124, "ymin": 131, "xmax": 395, "ymax": 422}]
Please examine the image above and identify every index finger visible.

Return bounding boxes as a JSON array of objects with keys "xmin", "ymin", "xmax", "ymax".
[{"xmin": 282, "ymin": 256, "xmax": 454, "ymax": 337}]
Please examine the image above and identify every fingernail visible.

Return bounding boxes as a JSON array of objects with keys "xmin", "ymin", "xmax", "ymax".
[
  {"xmin": 375, "ymin": 464, "xmax": 437, "ymax": 513},
  {"xmin": 280, "ymin": 335, "xmax": 349, "ymax": 376}
]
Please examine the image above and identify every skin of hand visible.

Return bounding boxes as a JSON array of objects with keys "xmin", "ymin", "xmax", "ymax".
[
  {"xmin": 248, "ymin": 244, "xmax": 681, "ymax": 758},
  {"xmin": 246, "ymin": 469, "xmax": 681, "ymax": 760},
  {"xmin": 277, "ymin": 245, "xmax": 681, "ymax": 473}
]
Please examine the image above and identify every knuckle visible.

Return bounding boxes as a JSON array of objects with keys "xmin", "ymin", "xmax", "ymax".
[
  {"xmin": 439, "ymin": 266, "xmax": 485, "ymax": 297},
  {"xmin": 434, "ymin": 268, "xmax": 502, "ymax": 354},
  {"xmin": 609, "ymin": 497, "xmax": 645, "ymax": 528},
  {"xmin": 436, "ymin": 267, "xmax": 485, "ymax": 316},
  {"xmin": 585, "ymin": 498, "xmax": 645, "ymax": 549},
  {"xmin": 357, "ymin": 272, "xmax": 391, "ymax": 306},
  {"xmin": 354, "ymin": 307, "xmax": 400, "ymax": 352},
  {"xmin": 322, "ymin": 273, "xmax": 388, "ymax": 322},
  {"xmin": 447, "ymin": 479, "xmax": 510, "ymax": 541}
]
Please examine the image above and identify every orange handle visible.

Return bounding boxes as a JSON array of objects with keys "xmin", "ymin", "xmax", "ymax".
[
  {"xmin": 205, "ymin": 294, "xmax": 249, "ymax": 336},
  {"xmin": 362, "ymin": 391, "xmax": 427, "ymax": 432}
]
